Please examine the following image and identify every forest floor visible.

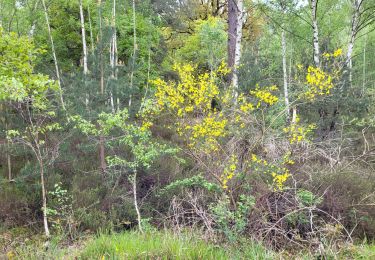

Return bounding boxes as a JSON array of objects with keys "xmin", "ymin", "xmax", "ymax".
[{"xmin": 1, "ymin": 228, "xmax": 375, "ymax": 259}]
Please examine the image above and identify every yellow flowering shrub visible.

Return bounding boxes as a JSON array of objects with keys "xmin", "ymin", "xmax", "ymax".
[
  {"xmin": 234, "ymin": 85, "xmax": 278, "ymax": 128},
  {"xmin": 323, "ymin": 48, "xmax": 343, "ymax": 59},
  {"xmin": 250, "ymin": 85, "xmax": 279, "ymax": 108},
  {"xmin": 153, "ymin": 63, "xmax": 220, "ymax": 117},
  {"xmin": 220, "ymin": 155, "xmax": 238, "ymax": 189},
  {"xmin": 150, "ymin": 62, "xmax": 282, "ymax": 191},
  {"xmin": 283, "ymin": 115, "xmax": 316, "ymax": 144},
  {"xmin": 303, "ymin": 66, "xmax": 334, "ymax": 100},
  {"xmin": 151, "ymin": 62, "xmax": 228, "ymax": 152},
  {"xmin": 251, "ymin": 153, "xmax": 293, "ymax": 191}
]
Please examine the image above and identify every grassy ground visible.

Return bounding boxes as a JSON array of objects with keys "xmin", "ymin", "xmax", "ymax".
[{"xmin": 1, "ymin": 229, "xmax": 375, "ymax": 259}]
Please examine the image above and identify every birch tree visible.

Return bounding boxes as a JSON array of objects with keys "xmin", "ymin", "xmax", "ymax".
[
  {"xmin": 228, "ymin": 0, "xmax": 244, "ymax": 94},
  {"xmin": 310, "ymin": 0, "xmax": 320, "ymax": 67},
  {"xmin": 281, "ymin": 29, "xmax": 290, "ymax": 120},
  {"xmin": 109, "ymin": 0, "xmax": 117, "ymax": 113},
  {"xmin": 129, "ymin": 0, "xmax": 137, "ymax": 108},
  {"xmin": 79, "ymin": 0, "xmax": 89, "ymax": 107},
  {"xmin": 0, "ymin": 29, "xmax": 61, "ymax": 238},
  {"xmin": 41, "ymin": 0, "xmax": 66, "ymax": 110},
  {"xmin": 346, "ymin": 0, "xmax": 375, "ymax": 87}
]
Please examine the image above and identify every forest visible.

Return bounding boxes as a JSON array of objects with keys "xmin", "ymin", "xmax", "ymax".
[{"xmin": 0, "ymin": 0, "xmax": 375, "ymax": 258}]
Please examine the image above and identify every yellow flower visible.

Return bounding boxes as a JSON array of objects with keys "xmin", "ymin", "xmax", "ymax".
[
  {"xmin": 333, "ymin": 48, "xmax": 342, "ymax": 57},
  {"xmin": 220, "ymin": 155, "xmax": 238, "ymax": 189},
  {"xmin": 7, "ymin": 251, "xmax": 15, "ymax": 259}
]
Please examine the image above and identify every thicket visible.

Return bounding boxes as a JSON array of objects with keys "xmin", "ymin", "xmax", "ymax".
[{"xmin": 0, "ymin": 0, "xmax": 375, "ymax": 257}]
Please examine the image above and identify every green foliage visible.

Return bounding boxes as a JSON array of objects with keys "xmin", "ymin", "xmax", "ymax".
[
  {"xmin": 210, "ymin": 195, "xmax": 255, "ymax": 242},
  {"xmin": 160, "ymin": 175, "xmax": 222, "ymax": 194},
  {"xmin": 174, "ymin": 16, "xmax": 227, "ymax": 69},
  {"xmin": 46, "ymin": 183, "xmax": 73, "ymax": 233},
  {"xmin": 0, "ymin": 28, "xmax": 59, "ymax": 109},
  {"xmin": 297, "ymin": 189, "xmax": 322, "ymax": 207}
]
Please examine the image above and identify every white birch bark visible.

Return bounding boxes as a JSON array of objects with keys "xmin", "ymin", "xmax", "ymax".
[
  {"xmin": 231, "ymin": 0, "xmax": 244, "ymax": 97},
  {"xmin": 311, "ymin": 0, "xmax": 320, "ymax": 67},
  {"xmin": 41, "ymin": 0, "xmax": 66, "ymax": 110},
  {"xmin": 132, "ymin": 170, "xmax": 143, "ymax": 233},
  {"xmin": 362, "ymin": 34, "xmax": 367, "ymax": 95},
  {"xmin": 109, "ymin": 0, "xmax": 117, "ymax": 113},
  {"xmin": 129, "ymin": 0, "xmax": 137, "ymax": 108},
  {"xmin": 79, "ymin": 0, "xmax": 89, "ymax": 107},
  {"xmin": 281, "ymin": 30, "xmax": 290, "ymax": 121},
  {"xmin": 39, "ymin": 156, "xmax": 50, "ymax": 238},
  {"xmin": 347, "ymin": 0, "xmax": 363, "ymax": 87},
  {"xmin": 87, "ymin": 5, "xmax": 95, "ymax": 54},
  {"xmin": 79, "ymin": 0, "xmax": 88, "ymax": 75}
]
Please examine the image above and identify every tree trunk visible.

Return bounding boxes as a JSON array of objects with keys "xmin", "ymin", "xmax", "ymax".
[
  {"xmin": 87, "ymin": 5, "xmax": 95, "ymax": 54},
  {"xmin": 281, "ymin": 30, "xmax": 290, "ymax": 121},
  {"xmin": 97, "ymin": 0, "xmax": 106, "ymax": 175},
  {"xmin": 129, "ymin": 0, "xmax": 137, "ymax": 108},
  {"xmin": 228, "ymin": 0, "xmax": 243, "ymax": 94},
  {"xmin": 362, "ymin": 34, "xmax": 367, "ymax": 95},
  {"xmin": 132, "ymin": 170, "xmax": 143, "ymax": 233},
  {"xmin": 99, "ymin": 135, "xmax": 106, "ymax": 174},
  {"xmin": 79, "ymin": 0, "xmax": 88, "ymax": 75},
  {"xmin": 347, "ymin": 0, "xmax": 362, "ymax": 88},
  {"xmin": 228, "ymin": 0, "xmax": 237, "ymax": 70},
  {"xmin": 6, "ymin": 122, "xmax": 12, "ymax": 181},
  {"xmin": 79, "ymin": 0, "xmax": 89, "ymax": 107},
  {"xmin": 41, "ymin": 0, "xmax": 66, "ymax": 111},
  {"xmin": 109, "ymin": 0, "xmax": 117, "ymax": 113},
  {"xmin": 98, "ymin": 0, "xmax": 104, "ymax": 95},
  {"xmin": 311, "ymin": 0, "xmax": 320, "ymax": 67},
  {"xmin": 36, "ymin": 149, "xmax": 50, "ymax": 238}
]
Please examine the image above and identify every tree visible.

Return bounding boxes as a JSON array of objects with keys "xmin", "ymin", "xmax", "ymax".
[
  {"xmin": 310, "ymin": 0, "xmax": 320, "ymax": 67},
  {"xmin": 174, "ymin": 16, "xmax": 227, "ymax": 71},
  {"xmin": 41, "ymin": 0, "xmax": 66, "ymax": 110},
  {"xmin": 228, "ymin": 0, "xmax": 244, "ymax": 93},
  {"xmin": 70, "ymin": 108, "xmax": 175, "ymax": 233},
  {"xmin": 0, "ymin": 28, "xmax": 61, "ymax": 238}
]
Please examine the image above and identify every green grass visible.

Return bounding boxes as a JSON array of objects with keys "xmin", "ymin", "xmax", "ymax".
[
  {"xmin": 4, "ymin": 229, "xmax": 375, "ymax": 259},
  {"xmin": 80, "ymin": 231, "xmax": 274, "ymax": 259}
]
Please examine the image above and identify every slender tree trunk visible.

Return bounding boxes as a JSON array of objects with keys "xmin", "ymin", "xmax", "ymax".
[
  {"xmin": 99, "ymin": 135, "xmax": 106, "ymax": 174},
  {"xmin": 132, "ymin": 170, "xmax": 143, "ymax": 233},
  {"xmin": 97, "ymin": 0, "xmax": 106, "ymax": 174},
  {"xmin": 347, "ymin": 0, "xmax": 362, "ymax": 88},
  {"xmin": 109, "ymin": 0, "xmax": 117, "ymax": 113},
  {"xmin": 281, "ymin": 30, "xmax": 290, "ymax": 121},
  {"xmin": 228, "ymin": 0, "xmax": 243, "ymax": 95},
  {"xmin": 232, "ymin": 0, "xmax": 243, "ymax": 95},
  {"xmin": 79, "ymin": 0, "xmax": 89, "ymax": 107},
  {"xmin": 98, "ymin": 0, "xmax": 104, "ymax": 95},
  {"xmin": 362, "ymin": 34, "xmax": 367, "ymax": 95},
  {"xmin": 7, "ymin": 149, "xmax": 11, "ymax": 180},
  {"xmin": 87, "ymin": 5, "xmax": 95, "ymax": 54},
  {"xmin": 292, "ymin": 107, "xmax": 297, "ymax": 124},
  {"xmin": 41, "ymin": 0, "xmax": 66, "ymax": 111},
  {"xmin": 5, "ymin": 121, "xmax": 12, "ymax": 181},
  {"xmin": 79, "ymin": 0, "xmax": 88, "ymax": 75},
  {"xmin": 129, "ymin": 0, "xmax": 137, "ymax": 108},
  {"xmin": 36, "ymin": 148, "xmax": 50, "ymax": 238},
  {"xmin": 311, "ymin": 0, "xmax": 320, "ymax": 67},
  {"xmin": 228, "ymin": 0, "xmax": 237, "ymax": 70}
]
